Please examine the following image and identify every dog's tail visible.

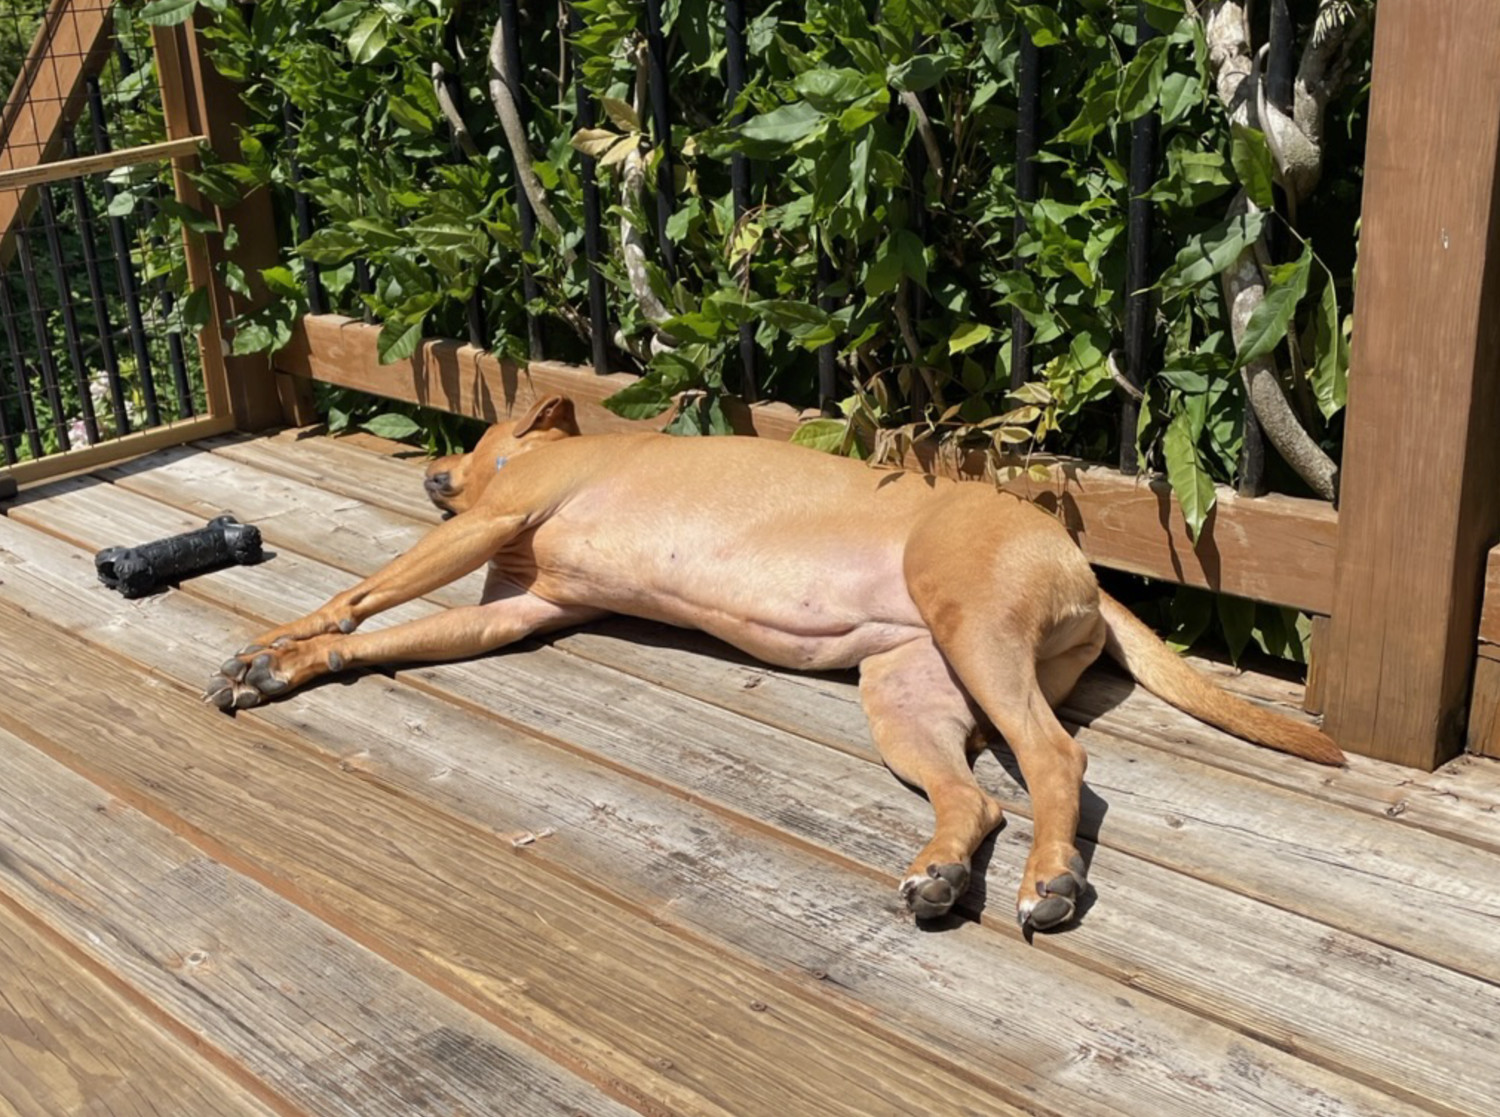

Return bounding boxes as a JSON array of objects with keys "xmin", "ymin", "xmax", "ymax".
[{"xmin": 1097, "ymin": 590, "xmax": 1345, "ymax": 766}]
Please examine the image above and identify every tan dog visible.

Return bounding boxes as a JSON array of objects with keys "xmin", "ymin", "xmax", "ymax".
[{"xmin": 207, "ymin": 394, "xmax": 1342, "ymax": 932}]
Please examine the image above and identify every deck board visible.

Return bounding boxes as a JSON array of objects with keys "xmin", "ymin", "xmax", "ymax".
[
  {"xmin": 41, "ymin": 449, "xmax": 1500, "ymax": 983},
  {"xmin": 0, "ymin": 727, "xmax": 633, "ymax": 1117},
  {"xmin": 2, "ymin": 431, "xmax": 1497, "ymax": 1116}
]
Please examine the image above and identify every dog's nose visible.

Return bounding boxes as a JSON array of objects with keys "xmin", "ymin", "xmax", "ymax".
[{"xmin": 425, "ymin": 471, "xmax": 451, "ymax": 494}]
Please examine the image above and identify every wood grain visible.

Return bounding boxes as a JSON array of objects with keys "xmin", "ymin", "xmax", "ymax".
[
  {"xmin": 1322, "ymin": 1, "xmax": 1500, "ymax": 767},
  {"xmin": 1478, "ymin": 546, "xmax": 1500, "ymax": 646},
  {"xmin": 276, "ymin": 314, "xmax": 1338, "ymax": 613},
  {"xmin": 0, "ymin": 507, "xmax": 1456, "ymax": 1117},
  {"xmin": 0, "ymin": 890, "xmax": 277, "ymax": 1117},
  {"xmin": 0, "ymin": 600, "xmax": 1037, "ymax": 1117},
  {"xmin": 1467, "ymin": 655, "xmax": 1500, "ymax": 759},
  {"xmin": 0, "ymin": 727, "xmax": 631, "ymax": 1117}
]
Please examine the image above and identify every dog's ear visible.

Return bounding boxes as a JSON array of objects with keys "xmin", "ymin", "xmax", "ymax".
[{"xmin": 513, "ymin": 395, "xmax": 578, "ymax": 437}]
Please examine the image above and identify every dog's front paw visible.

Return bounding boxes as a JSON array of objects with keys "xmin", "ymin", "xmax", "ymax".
[{"xmin": 204, "ymin": 637, "xmax": 339, "ymax": 712}]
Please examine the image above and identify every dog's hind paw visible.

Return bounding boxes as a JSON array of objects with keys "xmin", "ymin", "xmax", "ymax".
[
  {"xmin": 1016, "ymin": 854, "xmax": 1087, "ymax": 939},
  {"xmin": 900, "ymin": 862, "xmax": 970, "ymax": 920}
]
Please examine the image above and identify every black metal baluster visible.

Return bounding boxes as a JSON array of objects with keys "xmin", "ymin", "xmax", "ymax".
[
  {"xmin": 643, "ymin": 0, "xmax": 677, "ymax": 282},
  {"xmin": 1119, "ymin": 11, "xmax": 1160, "ymax": 475},
  {"xmin": 140, "ymin": 191, "xmax": 195, "ymax": 418},
  {"xmin": 283, "ymin": 102, "xmax": 326, "ymax": 316},
  {"xmin": 87, "ymin": 73, "xmax": 160, "ymax": 428},
  {"xmin": 498, "ymin": 0, "xmax": 543, "ymax": 358},
  {"xmin": 63, "ymin": 134, "xmax": 129, "ymax": 438},
  {"xmin": 13, "ymin": 223, "xmax": 70, "ymax": 449},
  {"xmin": 0, "ymin": 265, "xmax": 43, "ymax": 460},
  {"xmin": 817, "ymin": 244, "xmax": 838, "ymax": 415},
  {"xmin": 354, "ymin": 258, "xmax": 374, "ymax": 323},
  {"xmin": 1009, "ymin": 27, "xmax": 1039, "ymax": 391},
  {"xmin": 570, "ymin": 4, "xmax": 611, "ymax": 374},
  {"xmin": 37, "ymin": 185, "xmax": 100, "ymax": 444},
  {"xmin": 724, "ymin": 0, "xmax": 757, "ymax": 400}
]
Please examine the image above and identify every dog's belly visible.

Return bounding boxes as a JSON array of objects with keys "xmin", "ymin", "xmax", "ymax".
[{"xmin": 505, "ymin": 521, "xmax": 929, "ymax": 671}]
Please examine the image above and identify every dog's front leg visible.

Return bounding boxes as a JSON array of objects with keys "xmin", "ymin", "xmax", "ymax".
[
  {"xmin": 237, "ymin": 510, "xmax": 533, "ymax": 654},
  {"xmin": 206, "ymin": 592, "xmax": 602, "ymax": 709}
]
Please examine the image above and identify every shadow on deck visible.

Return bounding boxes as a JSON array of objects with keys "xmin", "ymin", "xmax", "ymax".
[{"xmin": 0, "ymin": 429, "xmax": 1497, "ymax": 1116}]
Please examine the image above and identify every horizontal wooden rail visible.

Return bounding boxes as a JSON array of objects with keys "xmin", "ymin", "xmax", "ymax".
[
  {"xmin": 276, "ymin": 314, "xmax": 1338, "ymax": 614},
  {"xmin": 0, "ymin": 136, "xmax": 205, "ymax": 192},
  {"xmin": 0, "ymin": 414, "xmax": 235, "ymax": 489}
]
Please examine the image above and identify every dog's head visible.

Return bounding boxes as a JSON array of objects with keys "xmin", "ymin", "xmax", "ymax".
[{"xmin": 423, "ymin": 394, "xmax": 579, "ymax": 518}]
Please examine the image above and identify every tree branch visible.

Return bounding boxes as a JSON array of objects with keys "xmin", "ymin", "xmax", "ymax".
[{"xmin": 487, "ymin": 13, "xmax": 564, "ymax": 241}]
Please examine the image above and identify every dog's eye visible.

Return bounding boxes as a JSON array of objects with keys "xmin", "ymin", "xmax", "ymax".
[{"xmin": 494, "ymin": 456, "xmax": 508, "ymax": 471}]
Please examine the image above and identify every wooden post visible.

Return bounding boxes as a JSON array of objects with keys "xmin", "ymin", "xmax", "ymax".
[
  {"xmin": 152, "ymin": 19, "xmax": 314, "ymax": 430},
  {"xmin": 1321, "ymin": 1, "xmax": 1500, "ymax": 769}
]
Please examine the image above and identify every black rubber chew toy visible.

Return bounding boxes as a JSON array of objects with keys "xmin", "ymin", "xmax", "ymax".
[{"xmin": 95, "ymin": 514, "xmax": 263, "ymax": 599}]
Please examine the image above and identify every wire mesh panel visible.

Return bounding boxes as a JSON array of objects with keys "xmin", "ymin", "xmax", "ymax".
[{"xmin": 0, "ymin": 0, "xmax": 219, "ymax": 475}]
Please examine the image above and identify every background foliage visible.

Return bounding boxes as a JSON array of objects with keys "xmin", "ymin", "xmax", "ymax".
[{"xmin": 138, "ymin": 0, "xmax": 1372, "ymax": 660}]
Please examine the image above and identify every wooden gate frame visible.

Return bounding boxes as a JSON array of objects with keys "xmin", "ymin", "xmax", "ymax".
[{"xmin": 0, "ymin": 6, "xmax": 312, "ymax": 489}]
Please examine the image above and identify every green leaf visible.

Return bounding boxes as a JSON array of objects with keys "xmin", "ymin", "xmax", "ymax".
[
  {"xmin": 1157, "ymin": 212, "xmax": 1267, "ymax": 296},
  {"xmin": 948, "ymin": 321, "xmax": 992, "ymax": 355},
  {"xmin": 296, "ymin": 228, "xmax": 363, "ymax": 265},
  {"xmin": 362, "ymin": 413, "xmax": 422, "ymax": 441},
  {"xmin": 348, "ymin": 12, "xmax": 389, "ymax": 65},
  {"xmin": 1217, "ymin": 594, "xmax": 1256, "ymax": 665},
  {"xmin": 377, "ymin": 317, "xmax": 424, "ymax": 364},
  {"xmin": 1158, "ymin": 71, "xmax": 1201, "ymax": 124},
  {"xmin": 1234, "ymin": 242, "xmax": 1312, "ymax": 369},
  {"xmin": 1311, "ymin": 274, "xmax": 1350, "ymax": 418},
  {"xmin": 1230, "ymin": 124, "xmax": 1276, "ymax": 210},
  {"xmin": 1016, "ymin": 5, "xmax": 1067, "ymax": 47},
  {"xmin": 221, "ymin": 261, "xmax": 252, "ymax": 299},
  {"xmin": 887, "ymin": 55, "xmax": 952, "ymax": 93},
  {"xmin": 182, "ymin": 286, "xmax": 212, "ymax": 331},
  {"xmin": 1117, "ymin": 38, "xmax": 1168, "ymax": 122},
  {"xmin": 1163, "ymin": 410, "xmax": 1216, "ymax": 543},
  {"xmin": 139, "ymin": 0, "xmax": 197, "ymax": 26},
  {"xmin": 790, "ymin": 418, "xmax": 849, "ymax": 454},
  {"xmin": 260, "ymin": 266, "xmax": 302, "ymax": 299},
  {"xmin": 795, "ymin": 69, "xmax": 873, "ymax": 110},
  {"xmin": 603, "ymin": 377, "xmax": 675, "ymax": 420},
  {"xmin": 739, "ymin": 101, "xmax": 825, "ymax": 147}
]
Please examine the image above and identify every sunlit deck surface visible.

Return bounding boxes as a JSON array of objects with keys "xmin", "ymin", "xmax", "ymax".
[{"xmin": 1, "ymin": 428, "xmax": 1497, "ymax": 1117}]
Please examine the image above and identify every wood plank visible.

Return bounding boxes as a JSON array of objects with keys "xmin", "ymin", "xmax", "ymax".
[
  {"xmin": 1322, "ymin": 1, "xmax": 1500, "ymax": 767},
  {"xmin": 0, "ymin": 727, "xmax": 631, "ymax": 1117},
  {"xmin": 0, "ymin": 601, "xmax": 1038, "ymax": 1117},
  {"xmin": 1467, "ymin": 655, "xmax": 1500, "ymax": 759},
  {"xmin": 0, "ymin": 891, "xmax": 278, "ymax": 1117},
  {"xmin": 0, "ymin": 414, "xmax": 235, "ymax": 489},
  {"xmin": 1478, "ymin": 546, "xmax": 1500, "ymax": 646},
  {"xmin": 89, "ymin": 440, "xmax": 1500, "ymax": 856},
  {"xmin": 0, "ymin": 506, "xmax": 1459, "ymax": 1117},
  {"xmin": 0, "ymin": 135, "xmax": 204, "ymax": 191},
  {"xmin": 277, "ymin": 314, "xmax": 1338, "ymax": 613}
]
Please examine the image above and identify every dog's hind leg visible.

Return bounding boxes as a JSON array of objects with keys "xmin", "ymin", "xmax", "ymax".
[{"xmin": 859, "ymin": 639, "xmax": 1003, "ymax": 920}]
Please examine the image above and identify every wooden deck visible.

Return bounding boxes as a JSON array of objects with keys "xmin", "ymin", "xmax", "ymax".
[{"xmin": 2, "ymin": 430, "xmax": 1499, "ymax": 1117}]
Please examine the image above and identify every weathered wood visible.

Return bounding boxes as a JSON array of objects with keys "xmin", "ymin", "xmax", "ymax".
[
  {"xmin": 0, "ymin": 414, "xmax": 234, "ymax": 489},
  {"xmin": 1478, "ymin": 546, "xmax": 1500, "ymax": 646},
  {"xmin": 1322, "ymin": 1, "xmax": 1500, "ymax": 768},
  {"xmin": 0, "ymin": 726, "xmax": 627, "ymax": 1117},
  {"xmin": 0, "ymin": 135, "xmax": 205, "ymax": 191},
  {"xmin": 0, "ymin": 0, "xmax": 114, "ymax": 265},
  {"xmin": 1303, "ymin": 615, "xmax": 1331, "ymax": 715},
  {"xmin": 0, "ymin": 508, "xmax": 1463, "ymax": 1117},
  {"xmin": 277, "ymin": 314, "xmax": 1338, "ymax": 613},
  {"xmin": 0, "ymin": 886, "xmax": 277, "ymax": 1117},
  {"xmin": 1467, "ymin": 654, "xmax": 1500, "ymax": 759},
  {"xmin": 102, "ymin": 438, "xmax": 1500, "ymax": 856},
  {"xmin": 0, "ymin": 602, "xmax": 1039, "ymax": 1117}
]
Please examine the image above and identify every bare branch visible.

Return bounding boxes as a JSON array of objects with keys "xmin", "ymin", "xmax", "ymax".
[
  {"xmin": 488, "ymin": 14, "xmax": 564, "ymax": 241},
  {"xmin": 432, "ymin": 63, "xmax": 480, "ymax": 159},
  {"xmin": 898, "ymin": 90, "xmax": 944, "ymax": 186}
]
